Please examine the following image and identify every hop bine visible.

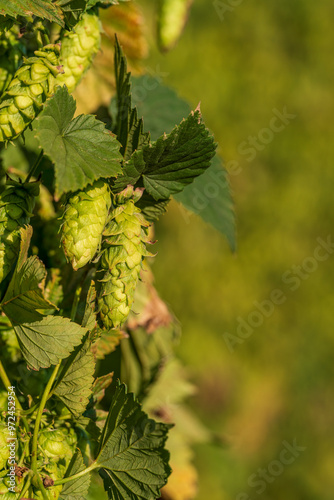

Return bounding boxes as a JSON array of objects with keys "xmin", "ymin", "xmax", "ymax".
[
  {"xmin": 57, "ymin": 10, "xmax": 101, "ymax": 93},
  {"xmin": 97, "ymin": 186, "xmax": 154, "ymax": 330},
  {"xmin": 61, "ymin": 180, "xmax": 111, "ymax": 271},
  {"xmin": 0, "ymin": 179, "xmax": 39, "ymax": 284},
  {"xmin": 0, "ymin": 43, "xmax": 61, "ymax": 143}
]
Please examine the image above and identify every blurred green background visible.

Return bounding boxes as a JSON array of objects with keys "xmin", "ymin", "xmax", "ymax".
[{"xmin": 137, "ymin": 1, "xmax": 334, "ymax": 499}]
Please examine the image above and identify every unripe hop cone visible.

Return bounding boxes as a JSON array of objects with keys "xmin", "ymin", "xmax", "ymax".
[
  {"xmin": 61, "ymin": 180, "xmax": 111, "ymax": 270},
  {"xmin": 97, "ymin": 186, "xmax": 153, "ymax": 330},
  {"xmin": 0, "ymin": 421, "xmax": 10, "ymax": 470},
  {"xmin": 57, "ymin": 10, "xmax": 101, "ymax": 94},
  {"xmin": 0, "ymin": 179, "xmax": 39, "ymax": 284},
  {"xmin": 0, "ymin": 44, "xmax": 61, "ymax": 143}
]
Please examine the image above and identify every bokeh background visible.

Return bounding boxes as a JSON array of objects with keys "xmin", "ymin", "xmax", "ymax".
[{"xmin": 133, "ymin": 1, "xmax": 334, "ymax": 499}]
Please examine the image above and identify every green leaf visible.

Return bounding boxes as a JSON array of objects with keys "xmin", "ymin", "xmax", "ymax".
[
  {"xmin": 131, "ymin": 76, "xmax": 191, "ymax": 141},
  {"xmin": 1, "ymin": 227, "xmax": 86, "ymax": 370},
  {"xmin": 1, "ymin": 227, "xmax": 57, "ymax": 318},
  {"xmin": 0, "ymin": 0, "xmax": 64, "ymax": 26},
  {"xmin": 112, "ymin": 37, "xmax": 149, "ymax": 160},
  {"xmin": 34, "ymin": 86, "xmax": 123, "ymax": 199},
  {"xmin": 81, "ymin": 281, "xmax": 97, "ymax": 330},
  {"xmin": 131, "ymin": 77, "xmax": 236, "ymax": 249},
  {"xmin": 60, "ymin": 450, "xmax": 91, "ymax": 500},
  {"xmin": 91, "ymin": 328, "xmax": 126, "ymax": 360},
  {"xmin": 96, "ymin": 383, "xmax": 172, "ymax": 500},
  {"xmin": 5, "ymin": 314, "xmax": 86, "ymax": 370},
  {"xmin": 92, "ymin": 373, "xmax": 113, "ymax": 405},
  {"xmin": 57, "ymin": 0, "xmax": 87, "ymax": 27},
  {"xmin": 54, "ymin": 336, "xmax": 95, "ymax": 417},
  {"xmin": 136, "ymin": 192, "xmax": 170, "ymax": 223},
  {"xmin": 114, "ymin": 108, "xmax": 217, "ymax": 200},
  {"xmin": 175, "ymin": 155, "xmax": 236, "ymax": 251}
]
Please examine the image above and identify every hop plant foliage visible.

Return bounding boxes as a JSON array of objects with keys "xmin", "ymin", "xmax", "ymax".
[
  {"xmin": 0, "ymin": 4, "xmax": 227, "ymax": 499},
  {"xmin": 0, "ymin": 179, "xmax": 39, "ymax": 284},
  {"xmin": 57, "ymin": 10, "xmax": 101, "ymax": 94},
  {"xmin": 61, "ymin": 179, "xmax": 112, "ymax": 271},
  {"xmin": 97, "ymin": 186, "xmax": 153, "ymax": 330},
  {"xmin": 0, "ymin": 43, "xmax": 61, "ymax": 143}
]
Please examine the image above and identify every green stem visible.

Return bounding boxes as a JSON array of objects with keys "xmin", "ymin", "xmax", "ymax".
[
  {"xmin": 25, "ymin": 149, "xmax": 44, "ymax": 183},
  {"xmin": 21, "ymin": 402, "xmax": 39, "ymax": 416},
  {"xmin": 18, "ymin": 473, "xmax": 32, "ymax": 500},
  {"xmin": 54, "ymin": 462, "xmax": 97, "ymax": 486},
  {"xmin": 30, "ymin": 363, "xmax": 61, "ymax": 472},
  {"xmin": 18, "ymin": 439, "xmax": 30, "ymax": 466},
  {"xmin": 0, "ymin": 359, "xmax": 30, "ymax": 432},
  {"xmin": 70, "ymin": 284, "xmax": 83, "ymax": 321},
  {"xmin": 34, "ymin": 472, "xmax": 49, "ymax": 500}
]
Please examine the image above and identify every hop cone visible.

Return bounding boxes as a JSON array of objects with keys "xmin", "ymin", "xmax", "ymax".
[
  {"xmin": 0, "ymin": 43, "xmax": 61, "ymax": 143},
  {"xmin": 0, "ymin": 422, "xmax": 10, "ymax": 470},
  {"xmin": 0, "ymin": 179, "xmax": 39, "ymax": 284},
  {"xmin": 98, "ymin": 186, "xmax": 153, "ymax": 329},
  {"xmin": 61, "ymin": 180, "xmax": 111, "ymax": 271},
  {"xmin": 57, "ymin": 10, "xmax": 101, "ymax": 93},
  {"xmin": 0, "ymin": 30, "xmax": 22, "ymax": 96}
]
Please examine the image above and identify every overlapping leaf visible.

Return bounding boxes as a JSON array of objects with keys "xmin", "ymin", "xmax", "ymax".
[
  {"xmin": 113, "ymin": 108, "xmax": 217, "ymax": 200},
  {"xmin": 113, "ymin": 37, "xmax": 149, "ymax": 160},
  {"xmin": 131, "ymin": 76, "xmax": 236, "ymax": 249},
  {"xmin": 1, "ymin": 227, "xmax": 86, "ymax": 370},
  {"xmin": 54, "ymin": 336, "xmax": 95, "ymax": 417},
  {"xmin": 60, "ymin": 450, "xmax": 91, "ymax": 500},
  {"xmin": 34, "ymin": 86, "xmax": 123, "ymax": 199},
  {"xmin": 0, "ymin": 0, "xmax": 64, "ymax": 26},
  {"xmin": 7, "ymin": 314, "xmax": 86, "ymax": 370},
  {"xmin": 92, "ymin": 373, "xmax": 113, "ymax": 405},
  {"xmin": 97, "ymin": 383, "xmax": 172, "ymax": 500},
  {"xmin": 175, "ymin": 155, "xmax": 236, "ymax": 251}
]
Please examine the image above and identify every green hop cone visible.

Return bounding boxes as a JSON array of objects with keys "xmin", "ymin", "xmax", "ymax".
[
  {"xmin": 38, "ymin": 429, "xmax": 73, "ymax": 463},
  {"xmin": 97, "ymin": 186, "xmax": 153, "ymax": 330},
  {"xmin": 0, "ymin": 423, "xmax": 10, "ymax": 470},
  {"xmin": 0, "ymin": 30, "xmax": 23, "ymax": 96},
  {"xmin": 0, "ymin": 179, "xmax": 39, "ymax": 284},
  {"xmin": 61, "ymin": 179, "xmax": 111, "ymax": 270},
  {"xmin": 158, "ymin": 0, "xmax": 193, "ymax": 51},
  {"xmin": 0, "ymin": 43, "xmax": 61, "ymax": 143},
  {"xmin": 33, "ymin": 461, "xmax": 64, "ymax": 500},
  {"xmin": 57, "ymin": 10, "xmax": 101, "ymax": 93}
]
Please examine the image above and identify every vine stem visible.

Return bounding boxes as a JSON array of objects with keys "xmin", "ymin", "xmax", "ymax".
[
  {"xmin": 53, "ymin": 462, "xmax": 97, "ymax": 486},
  {"xmin": 0, "ymin": 359, "xmax": 30, "ymax": 432},
  {"xmin": 34, "ymin": 472, "xmax": 49, "ymax": 500},
  {"xmin": 18, "ymin": 473, "xmax": 32, "ymax": 500},
  {"xmin": 25, "ymin": 149, "xmax": 44, "ymax": 183},
  {"xmin": 30, "ymin": 363, "xmax": 61, "ymax": 473}
]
